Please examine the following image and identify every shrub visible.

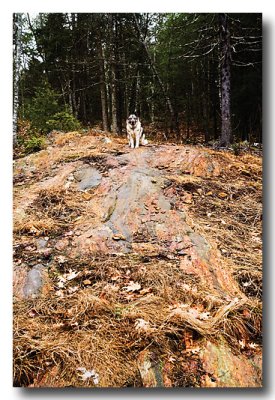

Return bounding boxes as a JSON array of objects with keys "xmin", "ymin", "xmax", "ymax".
[
  {"xmin": 14, "ymin": 119, "xmax": 46, "ymax": 157},
  {"xmin": 24, "ymin": 82, "xmax": 81, "ymax": 133},
  {"xmin": 24, "ymin": 135, "xmax": 46, "ymax": 154},
  {"xmin": 24, "ymin": 82, "xmax": 59, "ymax": 133},
  {"xmin": 46, "ymin": 111, "xmax": 81, "ymax": 132}
]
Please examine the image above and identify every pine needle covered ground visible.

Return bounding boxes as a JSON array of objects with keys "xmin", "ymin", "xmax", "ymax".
[{"xmin": 13, "ymin": 130, "xmax": 262, "ymax": 387}]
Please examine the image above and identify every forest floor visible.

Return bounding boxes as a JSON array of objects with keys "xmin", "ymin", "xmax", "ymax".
[{"xmin": 13, "ymin": 129, "xmax": 262, "ymax": 387}]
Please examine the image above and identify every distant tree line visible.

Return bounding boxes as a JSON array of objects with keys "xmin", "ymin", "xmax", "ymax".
[{"xmin": 13, "ymin": 13, "xmax": 262, "ymax": 147}]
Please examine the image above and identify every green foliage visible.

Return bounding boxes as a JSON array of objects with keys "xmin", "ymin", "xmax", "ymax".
[
  {"xmin": 24, "ymin": 82, "xmax": 59, "ymax": 132},
  {"xmin": 15, "ymin": 119, "xmax": 46, "ymax": 156},
  {"xmin": 231, "ymin": 143, "xmax": 241, "ymax": 156},
  {"xmin": 17, "ymin": 13, "xmax": 262, "ymax": 143},
  {"xmin": 24, "ymin": 81, "xmax": 81, "ymax": 133},
  {"xmin": 46, "ymin": 111, "xmax": 81, "ymax": 132},
  {"xmin": 24, "ymin": 135, "xmax": 46, "ymax": 154}
]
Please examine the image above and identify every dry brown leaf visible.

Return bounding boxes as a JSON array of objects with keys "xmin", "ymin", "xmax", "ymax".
[
  {"xmin": 55, "ymin": 255, "xmax": 68, "ymax": 264},
  {"xmin": 28, "ymin": 309, "xmax": 39, "ymax": 318},
  {"xmin": 248, "ymin": 342, "xmax": 259, "ymax": 349},
  {"xmin": 29, "ymin": 225, "xmax": 40, "ymax": 235},
  {"xmin": 123, "ymin": 281, "xmax": 141, "ymax": 292},
  {"xmin": 199, "ymin": 311, "xmax": 211, "ymax": 320},
  {"xmin": 139, "ymin": 287, "xmax": 152, "ymax": 295},
  {"xmin": 112, "ymin": 234, "xmax": 126, "ymax": 241},
  {"xmin": 134, "ymin": 318, "xmax": 156, "ymax": 334},
  {"xmin": 66, "ymin": 269, "xmax": 80, "ymax": 281},
  {"xmin": 239, "ymin": 339, "xmax": 246, "ymax": 349}
]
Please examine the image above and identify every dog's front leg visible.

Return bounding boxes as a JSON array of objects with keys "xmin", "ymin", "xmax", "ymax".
[
  {"xmin": 129, "ymin": 134, "xmax": 135, "ymax": 149},
  {"xmin": 135, "ymin": 133, "xmax": 140, "ymax": 148}
]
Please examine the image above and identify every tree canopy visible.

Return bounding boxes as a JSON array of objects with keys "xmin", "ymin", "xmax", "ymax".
[{"xmin": 13, "ymin": 13, "xmax": 262, "ymax": 147}]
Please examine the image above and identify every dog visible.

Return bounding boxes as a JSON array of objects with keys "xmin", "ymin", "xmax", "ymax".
[{"xmin": 126, "ymin": 114, "xmax": 148, "ymax": 149}]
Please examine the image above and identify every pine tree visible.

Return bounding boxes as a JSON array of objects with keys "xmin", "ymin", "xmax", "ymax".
[{"xmin": 13, "ymin": 13, "xmax": 23, "ymax": 144}]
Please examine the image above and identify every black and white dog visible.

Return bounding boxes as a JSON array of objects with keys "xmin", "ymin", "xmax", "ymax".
[{"xmin": 126, "ymin": 114, "xmax": 148, "ymax": 149}]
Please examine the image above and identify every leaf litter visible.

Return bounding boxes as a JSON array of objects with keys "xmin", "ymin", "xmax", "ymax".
[{"xmin": 13, "ymin": 131, "xmax": 262, "ymax": 387}]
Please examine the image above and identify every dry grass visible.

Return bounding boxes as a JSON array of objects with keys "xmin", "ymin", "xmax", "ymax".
[
  {"xmin": 167, "ymin": 150, "xmax": 262, "ymax": 299},
  {"xmin": 13, "ymin": 253, "xmax": 262, "ymax": 387},
  {"xmin": 13, "ymin": 133, "xmax": 262, "ymax": 387},
  {"xmin": 14, "ymin": 188, "xmax": 85, "ymax": 238}
]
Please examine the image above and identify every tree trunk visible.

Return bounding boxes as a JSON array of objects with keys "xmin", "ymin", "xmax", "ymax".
[
  {"xmin": 13, "ymin": 13, "xmax": 23, "ymax": 144},
  {"xmin": 98, "ymin": 39, "xmax": 109, "ymax": 131},
  {"xmin": 110, "ymin": 60, "xmax": 118, "ymax": 133},
  {"xmin": 219, "ymin": 13, "xmax": 232, "ymax": 147},
  {"xmin": 134, "ymin": 14, "xmax": 178, "ymax": 133},
  {"xmin": 108, "ymin": 14, "xmax": 118, "ymax": 133}
]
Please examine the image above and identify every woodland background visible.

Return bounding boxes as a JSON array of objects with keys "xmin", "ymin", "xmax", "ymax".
[{"xmin": 13, "ymin": 13, "xmax": 262, "ymax": 153}]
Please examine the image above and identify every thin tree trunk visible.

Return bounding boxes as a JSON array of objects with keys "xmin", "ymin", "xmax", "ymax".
[
  {"xmin": 210, "ymin": 52, "xmax": 218, "ymax": 140},
  {"xmin": 134, "ymin": 14, "xmax": 178, "ymax": 132},
  {"xmin": 108, "ymin": 14, "xmax": 118, "ymax": 133},
  {"xmin": 13, "ymin": 13, "xmax": 23, "ymax": 144},
  {"xmin": 219, "ymin": 13, "xmax": 232, "ymax": 147},
  {"xmin": 135, "ymin": 70, "xmax": 140, "ymax": 114},
  {"xmin": 122, "ymin": 51, "xmax": 129, "ymax": 117},
  {"xmin": 98, "ymin": 40, "xmax": 109, "ymax": 131},
  {"xmin": 110, "ymin": 63, "xmax": 118, "ymax": 133}
]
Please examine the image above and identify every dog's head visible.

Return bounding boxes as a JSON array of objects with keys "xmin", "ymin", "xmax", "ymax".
[{"xmin": 127, "ymin": 114, "xmax": 138, "ymax": 128}]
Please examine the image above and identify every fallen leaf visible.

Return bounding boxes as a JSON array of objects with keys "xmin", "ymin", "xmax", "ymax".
[
  {"xmin": 77, "ymin": 367, "xmax": 99, "ymax": 384},
  {"xmin": 123, "ymin": 281, "xmax": 141, "ymax": 292},
  {"xmin": 203, "ymin": 374, "xmax": 217, "ymax": 387},
  {"xmin": 112, "ymin": 234, "xmax": 126, "ymax": 241},
  {"xmin": 55, "ymin": 290, "xmax": 64, "ymax": 298},
  {"xmin": 184, "ymin": 330, "xmax": 193, "ymax": 349},
  {"xmin": 82, "ymin": 192, "xmax": 93, "ymax": 201},
  {"xmin": 248, "ymin": 342, "xmax": 259, "ymax": 349},
  {"xmin": 29, "ymin": 225, "xmax": 39, "ymax": 235},
  {"xmin": 183, "ymin": 193, "xmax": 193, "ymax": 204},
  {"xmin": 199, "ymin": 311, "xmax": 211, "ymax": 320},
  {"xmin": 52, "ymin": 322, "xmax": 65, "ymax": 329},
  {"xmin": 57, "ymin": 280, "xmax": 65, "ymax": 288},
  {"xmin": 185, "ymin": 346, "xmax": 201, "ymax": 354},
  {"xmin": 83, "ymin": 279, "xmax": 92, "ymax": 285},
  {"xmin": 242, "ymin": 308, "xmax": 251, "ymax": 318},
  {"xmin": 68, "ymin": 286, "xmax": 79, "ymax": 294},
  {"xmin": 56, "ymin": 255, "xmax": 68, "ymax": 264},
  {"xmin": 139, "ymin": 287, "xmax": 152, "ymax": 295},
  {"xmin": 135, "ymin": 318, "xmax": 156, "ymax": 334},
  {"xmin": 188, "ymin": 308, "xmax": 200, "ymax": 319},
  {"xmin": 110, "ymin": 275, "xmax": 121, "ymax": 281},
  {"xmin": 66, "ymin": 269, "xmax": 80, "ymax": 281},
  {"xmin": 135, "ymin": 318, "xmax": 149, "ymax": 330},
  {"xmin": 28, "ymin": 309, "xmax": 39, "ymax": 318},
  {"xmin": 218, "ymin": 192, "xmax": 228, "ymax": 199},
  {"xmin": 206, "ymin": 191, "xmax": 213, "ymax": 196},
  {"xmin": 64, "ymin": 231, "xmax": 74, "ymax": 237},
  {"xmin": 239, "ymin": 339, "xmax": 246, "ymax": 349}
]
